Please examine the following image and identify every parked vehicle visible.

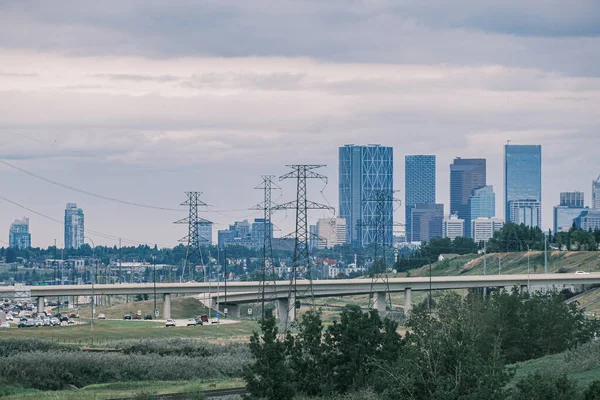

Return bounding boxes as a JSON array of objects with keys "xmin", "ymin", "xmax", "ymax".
[
  {"xmin": 34, "ymin": 319, "xmax": 43, "ymax": 327},
  {"xmin": 18, "ymin": 319, "xmax": 28, "ymax": 328},
  {"xmin": 123, "ymin": 314, "xmax": 132, "ymax": 320},
  {"xmin": 194, "ymin": 316, "xmax": 204, "ymax": 325},
  {"xmin": 42, "ymin": 318, "xmax": 51, "ymax": 326},
  {"xmin": 575, "ymin": 271, "xmax": 590, "ymax": 275},
  {"xmin": 97, "ymin": 313, "xmax": 106, "ymax": 319},
  {"xmin": 60, "ymin": 316, "xmax": 69, "ymax": 323},
  {"xmin": 133, "ymin": 313, "xmax": 141, "ymax": 320},
  {"xmin": 68, "ymin": 312, "xmax": 79, "ymax": 318},
  {"xmin": 186, "ymin": 318, "xmax": 197, "ymax": 326},
  {"xmin": 165, "ymin": 319, "xmax": 176, "ymax": 327},
  {"xmin": 5, "ymin": 314, "xmax": 13, "ymax": 321},
  {"xmin": 0, "ymin": 321, "xmax": 10, "ymax": 329},
  {"xmin": 211, "ymin": 318, "xmax": 220, "ymax": 324},
  {"xmin": 144, "ymin": 314, "xmax": 152, "ymax": 320},
  {"xmin": 50, "ymin": 318, "xmax": 60, "ymax": 326},
  {"xmin": 200, "ymin": 315, "xmax": 209, "ymax": 323},
  {"xmin": 26, "ymin": 320, "xmax": 36, "ymax": 328},
  {"xmin": 67, "ymin": 318, "xmax": 75, "ymax": 325}
]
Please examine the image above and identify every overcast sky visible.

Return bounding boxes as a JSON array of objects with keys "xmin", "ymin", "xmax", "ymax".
[{"xmin": 0, "ymin": 0, "xmax": 599, "ymax": 248}]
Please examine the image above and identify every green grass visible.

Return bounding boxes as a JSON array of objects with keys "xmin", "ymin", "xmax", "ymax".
[
  {"xmin": 0, "ymin": 379, "xmax": 244, "ymax": 400},
  {"xmin": 0, "ymin": 319, "xmax": 259, "ymax": 343},
  {"xmin": 77, "ymin": 297, "xmax": 211, "ymax": 320}
]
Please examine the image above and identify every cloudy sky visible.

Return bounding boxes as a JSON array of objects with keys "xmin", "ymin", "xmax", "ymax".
[{"xmin": 0, "ymin": 0, "xmax": 599, "ymax": 248}]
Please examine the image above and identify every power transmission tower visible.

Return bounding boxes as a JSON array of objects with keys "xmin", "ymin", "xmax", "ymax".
[
  {"xmin": 274, "ymin": 165, "xmax": 334, "ymax": 328},
  {"xmin": 362, "ymin": 189, "xmax": 403, "ymax": 315},
  {"xmin": 174, "ymin": 192, "xmax": 209, "ymax": 282},
  {"xmin": 251, "ymin": 175, "xmax": 281, "ymax": 320}
]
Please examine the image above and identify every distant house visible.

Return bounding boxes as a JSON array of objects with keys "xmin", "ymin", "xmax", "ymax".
[{"xmin": 438, "ymin": 254, "xmax": 460, "ymax": 262}]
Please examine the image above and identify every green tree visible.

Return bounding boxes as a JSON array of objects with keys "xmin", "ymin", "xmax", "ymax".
[
  {"xmin": 584, "ymin": 380, "xmax": 600, "ymax": 400},
  {"xmin": 5, "ymin": 248, "xmax": 17, "ymax": 263},
  {"xmin": 510, "ymin": 372, "xmax": 580, "ymax": 400},
  {"xmin": 244, "ymin": 310, "xmax": 295, "ymax": 400}
]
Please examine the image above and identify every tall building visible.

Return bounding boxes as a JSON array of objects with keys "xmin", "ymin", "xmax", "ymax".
[
  {"xmin": 251, "ymin": 218, "xmax": 274, "ymax": 249},
  {"xmin": 309, "ymin": 225, "xmax": 319, "ymax": 250},
  {"xmin": 443, "ymin": 214, "xmax": 464, "ymax": 240},
  {"xmin": 574, "ymin": 210, "xmax": 600, "ymax": 231},
  {"xmin": 469, "ymin": 185, "xmax": 495, "ymax": 222},
  {"xmin": 405, "ymin": 155, "xmax": 436, "ymax": 242},
  {"xmin": 316, "ymin": 218, "xmax": 347, "ymax": 249},
  {"xmin": 505, "ymin": 144, "xmax": 542, "ymax": 226},
  {"xmin": 471, "ymin": 217, "xmax": 505, "ymax": 243},
  {"xmin": 339, "ymin": 144, "xmax": 393, "ymax": 248},
  {"xmin": 64, "ymin": 203, "xmax": 84, "ymax": 249},
  {"xmin": 450, "ymin": 158, "xmax": 486, "ymax": 238},
  {"xmin": 509, "ymin": 200, "xmax": 542, "ymax": 228},
  {"xmin": 560, "ymin": 192, "xmax": 584, "ymax": 208},
  {"xmin": 217, "ymin": 230, "xmax": 235, "ymax": 247},
  {"xmin": 593, "ymin": 176, "xmax": 600, "ymax": 210},
  {"xmin": 196, "ymin": 221, "xmax": 213, "ymax": 246},
  {"xmin": 411, "ymin": 204, "xmax": 444, "ymax": 243},
  {"xmin": 9, "ymin": 217, "xmax": 31, "ymax": 249},
  {"xmin": 554, "ymin": 206, "xmax": 588, "ymax": 233}
]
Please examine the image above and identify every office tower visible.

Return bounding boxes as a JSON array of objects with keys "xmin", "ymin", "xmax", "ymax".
[
  {"xmin": 217, "ymin": 229, "xmax": 235, "ymax": 247},
  {"xmin": 443, "ymin": 214, "xmax": 464, "ymax": 240},
  {"xmin": 469, "ymin": 185, "xmax": 495, "ymax": 222},
  {"xmin": 450, "ymin": 158, "xmax": 486, "ymax": 238},
  {"xmin": 574, "ymin": 210, "xmax": 600, "ymax": 231},
  {"xmin": 560, "ymin": 192, "xmax": 584, "ymax": 208},
  {"xmin": 64, "ymin": 203, "xmax": 84, "ymax": 249},
  {"xmin": 411, "ymin": 203, "xmax": 444, "ymax": 243},
  {"xmin": 316, "ymin": 218, "xmax": 347, "ymax": 249},
  {"xmin": 593, "ymin": 176, "xmax": 600, "ymax": 210},
  {"xmin": 509, "ymin": 200, "xmax": 542, "ymax": 228},
  {"xmin": 471, "ymin": 217, "xmax": 505, "ymax": 243},
  {"xmin": 504, "ymin": 144, "xmax": 542, "ymax": 226},
  {"xmin": 339, "ymin": 144, "xmax": 393, "ymax": 247},
  {"xmin": 233, "ymin": 220, "xmax": 251, "ymax": 239},
  {"xmin": 9, "ymin": 217, "xmax": 31, "ymax": 249},
  {"xmin": 196, "ymin": 221, "xmax": 213, "ymax": 246},
  {"xmin": 405, "ymin": 155, "xmax": 436, "ymax": 242},
  {"xmin": 309, "ymin": 225, "xmax": 319, "ymax": 250},
  {"xmin": 251, "ymin": 218, "xmax": 273, "ymax": 249}
]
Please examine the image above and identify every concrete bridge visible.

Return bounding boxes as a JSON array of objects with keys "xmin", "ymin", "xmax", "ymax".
[{"xmin": 3, "ymin": 273, "xmax": 599, "ymax": 322}]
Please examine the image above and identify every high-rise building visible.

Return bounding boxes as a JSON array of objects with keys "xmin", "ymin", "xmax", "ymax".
[
  {"xmin": 309, "ymin": 225, "xmax": 319, "ymax": 250},
  {"xmin": 196, "ymin": 221, "xmax": 213, "ymax": 246},
  {"xmin": 469, "ymin": 185, "xmax": 495, "ymax": 222},
  {"xmin": 471, "ymin": 217, "xmax": 505, "ymax": 243},
  {"xmin": 450, "ymin": 158, "xmax": 486, "ymax": 238},
  {"xmin": 316, "ymin": 218, "xmax": 347, "ymax": 249},
  {"xmin": 217, "ymin": 230, "xmax": 235, "ymax": 247},
  {"xmin": 405, "ymin": 155, "xmax": 436, "ymax": 242},
  {"xmin": 593, "ymin": 176, "xmax": 600, "ymax": 210},
  {"xmin": 251, "ymin": 218, "xmax": 274, "ymax": 249},
  {"xmin": 443, "ymin": 214, "xmax": 464, "ymax": 240},
  {"xmin": 504, "ymin": 144, "xmax": 542, "ymax": 226},
  {"xmin": 509, "ymin": 200, "xmax": 542, "ymax": 228},
  {"xmin": 339, "ymin": 144, "xmax": 393, "ymax": 248},
  {"xmin": 64, "ymin": 203, "xmax": 84, "ymax": 249},
  {"xmin": 560, "ymin": 192, "xmax": 584, "ymax": 208},
  {"xmin": 411, "ymin": 204, "xmax": 444, "ymax": 243},
  {"xmin": 9, "ymin": 217, "xmax": 31, "ymax": 249},
  {"xmin": 553, "ymin": 206, "xmax": 588, "ymax": 233},
  {"xmin": 574, "ymin": 210, "xmax": 600, "ymax": 232}
]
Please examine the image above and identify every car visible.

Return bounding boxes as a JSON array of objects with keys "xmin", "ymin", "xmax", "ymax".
[
  {"xmin": 42, "ymin": 318, "xmax": 51, "ymax": 326},
  {"xmin": 211, "ymin": 318, "xmax": 220, "ymax": 324},
  {"xmin": 68, "ymin": 312, "xmax": 79, "ymax": 318},
  {"xmin": 50, "ymin": 318, "xmax": 60, "ymax": 326},
  {"xmin": 0, "ymin": 321, "xmax": 10, "ymax": 329},
  {"xmin": 165, "ymin": 319, "xmax": 176, "ymax": 327},
  {"xmin": 60, "ymin": 316, "xmax": 69, "ymax": 323},
  {"xmin": 575, "ymin": 271, "xmax": 590, "ymax": 275},
  {"xmin": 194, "ymin": 316, "xmax": 204, "ymax": 326},
  {"xmin": 186, "ymin": 318, "xmax": 197, "ymax": 326},
  {"xmin": 97, "ymin": 313, "xmax": 106, "ymax": 320},
  {"xmin": 133, "ymin": 313, "xmax": 141, "ymax": 320},
  {"xmin": 5, "ymin": 314, "xmax": 13, "ymax": 321},
  {"xmin": 67, "ymin": 318, "xmax": 75, "ymax": 325},
  {"xmin": 26, "ymin": 320, "xmax": 36, "ymax": 328},
  {"xmin": 18, "ymin": 319, "xmax": 28, "ymax": 328},
  {"xmin": 123, "ymin": 314, "xmax": 132, "ymax": 320},
  {"xmin": 200, "ymin": 315, "xmax": 209, "ymax": 323},
  {"xmin": 144, "ymin": 314, "xmax": 152, "ymax": 320},
  {"xmin": 34, "ymin": 319, "xmax": 43, "ymax": 327}
]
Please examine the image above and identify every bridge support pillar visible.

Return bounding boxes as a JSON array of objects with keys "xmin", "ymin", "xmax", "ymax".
[
  {"xmin": 404, "ymin": 288, "xmax": 412, "ymax": 318},
  {"xmin": 374, "ymin": 292, "xmax": 387, "ymax": 314},
  {"xmin": 37, "ymin": 297, "xmax": 45, "ymax": 314},
  {"xmin": 276, "ymin": 292, "xmax": 296, "ymax": 324},
  {"xmin": 220, "ymin": 304, "xmax": 240, "ymax": 318},
  {"xmin": 163, "ymin": 293, "xmax": 171, "ymax": 320}
]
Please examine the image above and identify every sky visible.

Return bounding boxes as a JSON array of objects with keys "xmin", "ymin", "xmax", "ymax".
[{"xmin": 0, "ymin": 0, "xmax": 599, "ymax": 248}]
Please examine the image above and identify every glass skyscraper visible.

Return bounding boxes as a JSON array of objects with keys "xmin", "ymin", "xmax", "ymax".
[
  {"xmin": 405, "ymin": 155, "xmax": 436, "ymax": 242},
  {"xmin": 9, "ymin": 217, "xmax": 31, "ymax": 249},
  {"xmin": 504, "ymin": 144, "xmax": 542, "ymax": 227},
  {"xmin": 339, "ymin": 144, "xmax": 393, "ymax": 248},
  {"xmin": 450, "ymin": 158, "xmax": 486, "ymax": 238},
  {"xmin": 469, "ymin": 185, "xmax": 495, "ymax": 221},
  {"xmin": 593, "ymin": 176, "xmax": 600, "ymax": 210},
  {"xmin": 64, "ymin": 203, "xmax": 84, "ymax": 250}
]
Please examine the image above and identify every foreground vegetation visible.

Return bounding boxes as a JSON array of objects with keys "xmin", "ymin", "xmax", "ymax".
[{"xmin": 245, "ymin": 289, "xmax": 600, "ymax": 399}]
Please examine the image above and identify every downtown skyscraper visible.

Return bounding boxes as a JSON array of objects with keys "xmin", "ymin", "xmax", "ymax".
[
  {"xmin": 64, "ymin": 203, "xmax": 85, "ymax": 249},
  {"xmin": 450, "ymin": 158, "xmax": 486, "ymax": 238},
  {"xmin": 593, "ymin": 176, "xmax": 600, "ymax": 210},
  {"xmin": 339, "ymin": 144, "xmax": 393, "ymax": 248},
  {"xmin": 405, "ymin": 155, "xmax": 436, "ymax": 242},
  {"xmin": 504, "ymin": 144, "xmax": 542, "ymax": 228},
  {"xmin": 9, "ymin": 217, "xmax": 31, "ymax": 249}
]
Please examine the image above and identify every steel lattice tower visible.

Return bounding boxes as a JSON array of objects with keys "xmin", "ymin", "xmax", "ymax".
[
  {"xmin": 275, "ymin": 165, "xmax": 333, "ymax": 328},
  {"xmin": 251, "ymin": 175, "xmax": 280, "ymax": 320},
  {"xmin": 174, "ymin": 192, "xmax": 209, "ymax": 282}
]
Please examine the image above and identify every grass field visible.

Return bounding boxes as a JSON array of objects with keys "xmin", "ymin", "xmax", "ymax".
[
  {"xmin": 77, "ymin": 296, "xmax": 211, "ymax": 320},
  {"xmin": 0, "ymin": 319, "xmax": 259, "ymax": 343},
  {"xmin": 0, "ymin": 379, "xmax": 245, "ymax": 400}
]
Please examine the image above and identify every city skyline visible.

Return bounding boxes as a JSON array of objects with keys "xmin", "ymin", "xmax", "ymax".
[{"xmin": 0, "ymin": 2, "xmax": 598, "ymax": 248}]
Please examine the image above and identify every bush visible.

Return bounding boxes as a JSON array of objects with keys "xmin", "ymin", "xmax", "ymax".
[
  {"xmin": 0, "ymin": 338, "xmax": 78, "ymax": 357},
  {"xmin": 509, "ymin": 372, "xmax": 580, "ymax": 400}
]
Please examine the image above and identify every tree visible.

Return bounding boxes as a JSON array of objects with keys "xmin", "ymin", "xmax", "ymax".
[
  {"xmin": 510, "ymin": 372, "xmax": 580, "ymax": 400},
  {"xmin": 584, "ymin": 380, "xmax": 600, "ymax": 400},
  {"xmin": 5, "ymin": 248, "xmax": 17, "ymax": 263},
  {"xmin": 244, "ymin": 310, "xmax": 295, "ymax": 400}
]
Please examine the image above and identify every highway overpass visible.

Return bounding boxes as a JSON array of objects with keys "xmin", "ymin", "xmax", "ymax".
[{"xmin": 2, "ymin": 272, "xmax": 598, "ymax": 322}]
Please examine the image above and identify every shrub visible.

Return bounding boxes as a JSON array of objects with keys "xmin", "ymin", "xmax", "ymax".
[{"xmin": 0, "ymin": 339, "xmax": 77, "ymax": 357}]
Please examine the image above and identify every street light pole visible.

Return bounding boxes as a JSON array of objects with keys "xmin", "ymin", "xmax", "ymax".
[
  {"xmin": 153, "ymin": 252, "xmax": 157, "ymax": 317},
  {"xmin": 527, "ymin": 245, "xmax": 531, "ymax": 293},
  {"xmin": 84, "ymin": 236, "xmax": 95, "ymax": 334}
]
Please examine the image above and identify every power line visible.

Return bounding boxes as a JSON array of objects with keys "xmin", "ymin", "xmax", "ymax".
[{"xmin": 0, "ymin": 159, "xmax": 183, "ymax": 212}]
